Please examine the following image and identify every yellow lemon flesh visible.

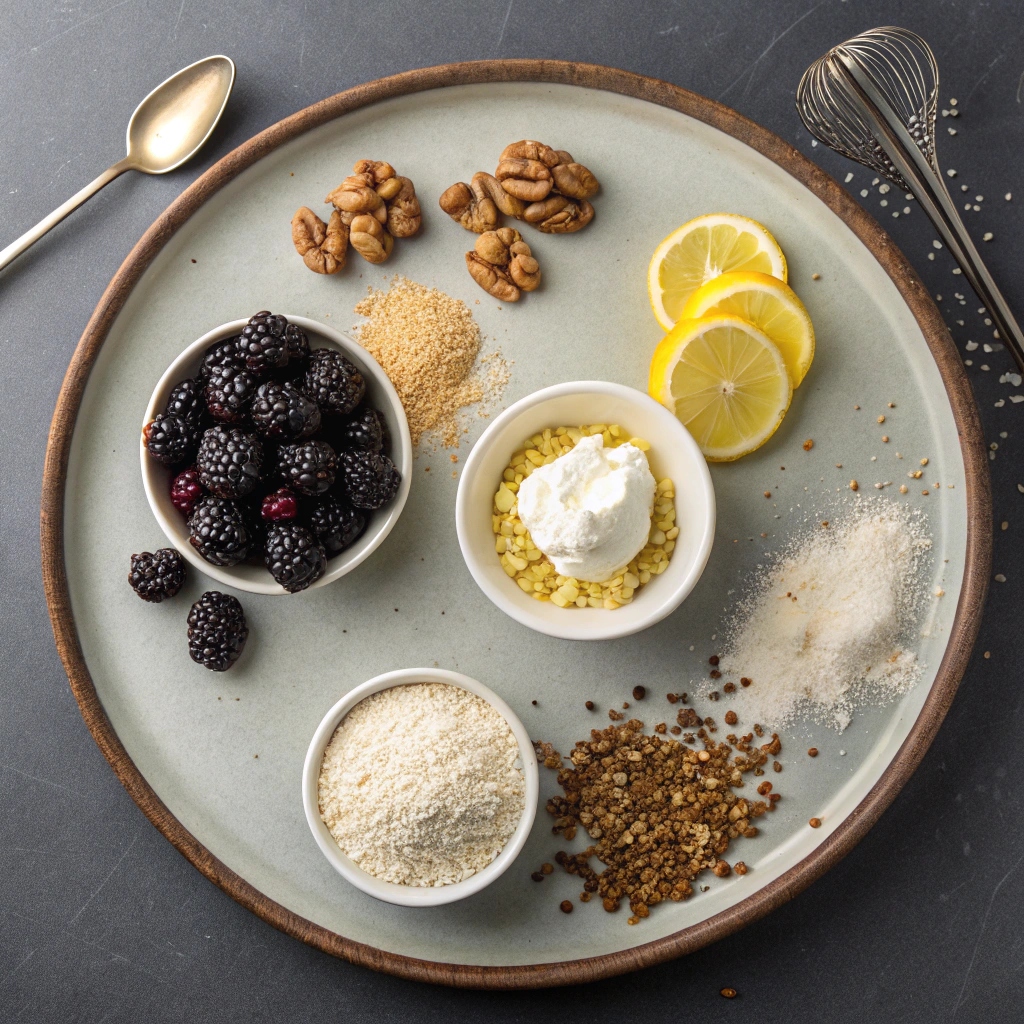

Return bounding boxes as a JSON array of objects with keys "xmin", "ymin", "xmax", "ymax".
[
  {"xmin": 681, "ymin": 271, "xmax": 815, "ymax": 387},
  {"xmin": 648, "ymin": 213, "xmax": 788, "ymax": 332},
  {"xmin": 649, "ymin": 314, "xmax": 792, "ymax": 462}
]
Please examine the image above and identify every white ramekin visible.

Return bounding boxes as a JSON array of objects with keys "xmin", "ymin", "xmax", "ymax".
[
  {"xmin": 302, "ymin": 668, "xmax": 539, "ymax": 907},
  {"xmin": 455, "ymin": 381, "xmax": 716, "ymax": 641},
  {"xmin": 140, "ymin": 315, "xmax": 412, "ymax": 595}
]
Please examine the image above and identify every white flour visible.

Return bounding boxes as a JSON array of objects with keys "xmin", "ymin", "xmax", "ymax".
[
  {"xmin": 318, "ymin": 682, "xmax": 525, "ymax": 886},
  {"xmin": 704, "ymin": 501, "xmax": 932, "ymax": 731}
]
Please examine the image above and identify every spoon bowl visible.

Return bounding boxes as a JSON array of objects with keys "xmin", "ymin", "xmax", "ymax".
[{"xmin": 126, "ymin": 55, "xmax": 235, "ymax": 174}]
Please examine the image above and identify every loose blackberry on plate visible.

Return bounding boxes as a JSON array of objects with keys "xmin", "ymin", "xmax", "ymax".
[
  {"xmin": 265, "ymin": 523, "xmax": 327, "ymax": 592},
  {"xmin": 336, "ymin": 449, "xmax": 401, "ymax": 509},
  {"xmin": 165, "ymin": 377, "xmax": 206, "ymax": 427},
  {"xmin": 145, "ymin": 413, "xmax": 197, "ymax": 466},
  {"xmin": 188, "ymin": 495, "xmax": 250, "ymax": 566},
  {"xmin": 251, "ymin": 380, "xmax": 321, "ymax": 440},
  {"xmin": 302, "ymin": 348, "xmax": 365, "ymax": 416},
  {"xmin": 276, "ymin": 439, "xmax": 337, "ymax": 496},
  {"xmin": 200, "ymin": 336, "xmax": 244, "ymax": 380},
  {"xmin": 308, "ymin": 494, "xmax": 366, "ymax": 555},
  {"xmin": 187, "ymin": 591, "xmax": 248, "ymax": 671},
  {"xmin": 204, "ymin": 362, "xmax": 257, "ymax": 423},
  {"xmin": 261, "ymin": 487, "xmax": 299, "ymax": 521},
  {"xmin": 334, "ymin": 406, "xmax": 385, "ymax": 452},
  {"xmin": 196, "ymin": 425, "xmax": 263, "ymax": 499},
  {"xmin": 169, "ymin": 466, "xmax": 204, "ymax": 516},
  {"xmin": 129, "ymin": 548, "xmax": 185, "ymax": 602},
  {"xmin": 238, "ymin": 311, "xmax": 290, "ymax": 376}
]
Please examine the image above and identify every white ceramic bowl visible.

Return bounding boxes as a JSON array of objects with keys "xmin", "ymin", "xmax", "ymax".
[
  {"xmin": 141, "ymin": 316, "xmax": 412, "ymax": 595},
  {"xmin": 456, "ymin": 381, "xmax": 716, "ymax": 641},
  {"xmin": 302, "ymin": 668, "xmax": 539, "ymax": 907}
]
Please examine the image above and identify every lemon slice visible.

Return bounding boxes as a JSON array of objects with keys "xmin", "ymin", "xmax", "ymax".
[
  {"xmin": 681, "ymin": 271, "xmax": 815, "ymax": 386},
  {"xmin": 648, "ymin": 214, "xmax": 788, "ymax": 331},
  {"xmin": 649, "ymin": 314, "xmax": 792, "ymax": 462}
]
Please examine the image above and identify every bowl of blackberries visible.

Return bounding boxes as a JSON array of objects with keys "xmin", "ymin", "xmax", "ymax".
[{"xmin": 141, "ymin": 311, "xmax": 411, "ymax": 595}]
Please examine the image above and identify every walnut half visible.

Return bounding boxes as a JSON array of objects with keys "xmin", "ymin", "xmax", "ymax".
[
  {"xmin": 465, "ymin": 227, "xmax": 540, "ymax": 301},
  {"xmin": 524, "ymin": 195, "xmax": 595, "ymax": 234},
  {"xmin": 291, "ymin": 207, "xmax": 348, "ymax": 274}
]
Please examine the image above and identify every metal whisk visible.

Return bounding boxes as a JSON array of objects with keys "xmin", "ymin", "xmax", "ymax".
[{"xmin": 796, "ymin": 26, "xmax": 1024, "ymax": 374}]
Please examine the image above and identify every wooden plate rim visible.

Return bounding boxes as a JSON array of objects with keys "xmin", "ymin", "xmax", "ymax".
[{"xmin": 40, "ymin": 59, "xmax": 991, "ymax": 989}]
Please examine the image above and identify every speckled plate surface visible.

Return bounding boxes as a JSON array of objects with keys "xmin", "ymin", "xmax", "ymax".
[{"xmin": 43, "ymin": 63, "xmax": 988, "ymax": 988}]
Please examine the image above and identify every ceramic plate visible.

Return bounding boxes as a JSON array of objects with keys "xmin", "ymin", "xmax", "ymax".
[{"xmin": 43, "ymin": 63, "xmax": 988, "ymax": 988}]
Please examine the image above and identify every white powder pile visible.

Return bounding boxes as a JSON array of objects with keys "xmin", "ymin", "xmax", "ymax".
[
  {"xmin": 318, "ymin": 683, "xmax": 525, "ymax": 886},
  {"xmin": 708, "ymin": 501, "xmax": 932, "ymax": 731}
]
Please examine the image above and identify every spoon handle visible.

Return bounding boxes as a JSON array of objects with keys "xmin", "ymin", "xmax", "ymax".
[
  {"xmin": 0, "ymin": 156, "xmax": 134, "ymax": 274},
  {"xmin": 836, "ymin": 55, "xmax": 1024, "ymax": 375}
]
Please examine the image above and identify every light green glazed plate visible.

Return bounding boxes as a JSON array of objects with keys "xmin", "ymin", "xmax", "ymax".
[{"xmin": 45, "ymin": 64, "xmax": 988, "ymax": 987}]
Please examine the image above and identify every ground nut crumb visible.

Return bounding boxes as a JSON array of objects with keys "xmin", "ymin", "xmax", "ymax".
[
  {"xmin": 353, "ymin": 277, "xmax": 510, "ymax": 447},
  {"xmin": 539, "ymin": 718, "xmax": 774, "ymax": 922}
]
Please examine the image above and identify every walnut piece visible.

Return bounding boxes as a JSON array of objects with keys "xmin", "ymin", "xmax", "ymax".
[
  {"xmin": 524, "ymin": 195, "xmax": 595, "ymax": 233},
  {"xmin": 326, "ymin": 172, "xmax": 384, "ymax": 216},
  {"xmin": 473, "ymin": 172, "xmax": 527, "ymax": 219},
  {"xmin": 465, "ymin": 227, "xmax": 540, "ymax": 301},
  {"xmin": 349, "ymin": 214, "xmax": 393, "ymax": 264},
  {"xmin": 496, "ymin": 140, "xmax": 600, "ymax": 212},
  {"xmin": 352, "ymin": 159, "xmax": 396, "ymax": 185},
  {"xmin": 291, "ymin": 207, "xmax": 348, "ymax": 274},
  {"xmin": 500, "ymin": 140, "xmax": 560, "ymax": 168},
  {"xmin": 439, "ymin": 179, "xmax": 499, "ymax": 233},
  {"xmin": 552, "ymin": 160, "xmax": 599, "ymax": 200},
  {"xmin": 321, "ymin": 160, "xmax": 421, "ymax": 262},
  {"xmin": 494, "ymin": 157, "xmax": 553, "ymax": 202},
  {"xmin": 383, "ymin": 175, "xmax": 422, "ymax": 238}
]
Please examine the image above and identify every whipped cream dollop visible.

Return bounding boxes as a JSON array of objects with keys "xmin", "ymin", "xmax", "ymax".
[{"xmin": 516, "ymin": 434, "xmax": 656, "ymax": 583}]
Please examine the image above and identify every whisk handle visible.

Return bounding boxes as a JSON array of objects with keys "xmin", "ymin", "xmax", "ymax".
[{"xmin": 837, "ymin": 55, "xmax": 1024, "ymax": 375}]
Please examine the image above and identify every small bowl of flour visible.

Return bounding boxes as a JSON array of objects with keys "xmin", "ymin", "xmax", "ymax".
[{"xmin": 303, "ymin": 668, "xmax": 538, "ymax": 906}]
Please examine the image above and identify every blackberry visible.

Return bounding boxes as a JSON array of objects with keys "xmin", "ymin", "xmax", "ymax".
[
  {"xmin": 129, "ymin": 548, "xmax": 185, "ymax": 602},
  {"xmin": 261, "ymin": 487, "xmax": 299, "ymax": 521},
  {"xmin": 196, "ymin": 426, "xmax": 263, "ymax": 499},
  {"xmin": 205, "ymin": 362, "xmax": 257, "ymax": 423},
  {"xmin": 335, "ymin": 406, "xmax": 385, "ymax": 452},
  {"xmin": 264, "ymin": 523, "xmax": 327, "ymax": 593},
  {"xmin": 238, "ymin": 311, "xmax": 290, "ymax": 376},
  {"xmin": 302, "ymin": 348, "xmax": 365, "ymax": 416},
  {"xmin": 309, "ymin": 495, "xmax": 366, "ymax": 556},
  {"xmin": 164, "ymin": 377, "xmax": 206, "ymax": 427},
  {"xmin": 200, "ymin": 336, "xmax": 245, "ymax": 380},
  {"xmin": 336, "ymin": 449, "xmax": 400, "ymax": 509},
  {"xmin": 251, "ymin": 380, "xmax": 321, "ymax": 440},
  {"xmin": 276, "ymin": 439, "xmax": 337, "ymax": 496},
  {"xmin": 284, "ymin": 323, "xmax": 310, "ymax": 371},
  {"xmin": 187, "ymin": 591, "xmax": 248, "ymax": 671},
  {"xmin": 188, "ymin": 496, "xmax": 250, "ymax": 566},
  {"xmin": 169, "ymin": 466, "xmax": 204, "ymax": 517},
  {"xmin": 145, "ymin": 413, "xmax": 197, "ymax": 466}
]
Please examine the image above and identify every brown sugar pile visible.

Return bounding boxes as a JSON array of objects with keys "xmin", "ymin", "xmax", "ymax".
[
  {"xmin": 539, "ymin": 717, "xmax": 778, "ymax": 924},
  {"xmin": 353, "ymin": 277, "xmax": 509, "ymax": 447}
]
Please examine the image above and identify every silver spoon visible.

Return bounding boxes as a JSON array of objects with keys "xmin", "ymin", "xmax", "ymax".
[
  {"xmin": 796, "ymin": 27, "xmax": 1024, "ymax": 374},
  {"xmin": 0, "ymin": 55, "xmax": 235, "ymax": 274}
]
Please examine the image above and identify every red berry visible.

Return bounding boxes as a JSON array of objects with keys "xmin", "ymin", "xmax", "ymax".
[
  {"xmin": 170, "ymin": 467, "xmax": 204, "ymax": 516},
  {"xmin": 261, "ymin": 487, "xmax": 298, "ymax": 521}
]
